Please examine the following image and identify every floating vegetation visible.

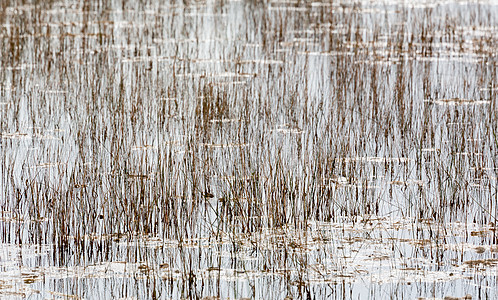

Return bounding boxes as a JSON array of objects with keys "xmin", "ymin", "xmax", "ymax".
[
  {"xmin": 0, "ymin": 218, "xmax": 495, "ymax": 298},
  {"xmin": 30, "ymin": 162, "xmax": 66, "ymax": 169},
  {"xmin": 337, "ymin": 157, "xmax": 414, "ymax": 164},
  {"xmin": 131, "ymin": 144, "xmax": 156, "ymax": 151},
  {"xmin": 200, "ymin": 143, "xmax": 252, "ymax": 149},
  {"xmin": 1, "ymin": 131, "xmax": 62, "ymax": 141},
  {"xmin": 425, "ymin": 98, "xmax": 492, "ymax": 106},
  {"xmin": 272, "ymin": 124, "xmax": 304, "ymax": 134},
  {"xmin": 209, "ymin": 118, "xmax": 243, "ymax": 124}
]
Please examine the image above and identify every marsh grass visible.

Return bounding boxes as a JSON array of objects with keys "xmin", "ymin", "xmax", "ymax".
[{"xmin": 0, "ymin": 0, "xmax": 497, "ymax": 299}]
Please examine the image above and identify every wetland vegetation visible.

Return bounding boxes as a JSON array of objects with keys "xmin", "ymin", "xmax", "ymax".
[{"xmin": 0, "ymin": 0, "xmax": 497, "ymax": 299}]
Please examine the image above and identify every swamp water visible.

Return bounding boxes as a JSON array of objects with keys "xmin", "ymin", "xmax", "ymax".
[{"xmin": 0, "ymin": 0, "xmax": 497, "ymax": 299}]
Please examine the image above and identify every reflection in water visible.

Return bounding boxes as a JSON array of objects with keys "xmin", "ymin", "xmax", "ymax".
[
  {"xmin": 0, "ymin": 0, "xmax": 497, "ymax": 298},
  {"xmin": 0, "ymin": 217, "xmax": 496, "ymax": 298}
]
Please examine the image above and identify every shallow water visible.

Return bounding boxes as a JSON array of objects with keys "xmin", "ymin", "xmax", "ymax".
[
  {"xmin": 0, "ymin": 0, "xmax": 497, "ymax": 299},
  {"xmin": 0, "ymin": 217, "xmax": 496, "ymax": 299}
]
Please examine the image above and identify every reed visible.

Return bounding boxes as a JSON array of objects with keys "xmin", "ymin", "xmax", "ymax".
[{"xmin": 0, "ymin": 0, "xmax": 496, "ymax": 299}]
